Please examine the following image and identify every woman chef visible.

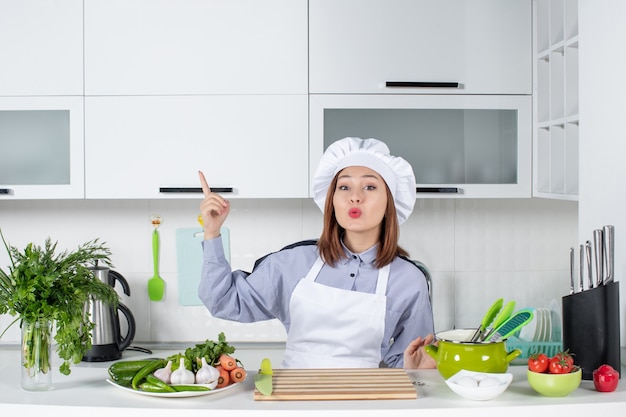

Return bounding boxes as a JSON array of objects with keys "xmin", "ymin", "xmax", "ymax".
[{"xmin": 198, "ymin": 137, "xmax": 436, "ymax": 369}]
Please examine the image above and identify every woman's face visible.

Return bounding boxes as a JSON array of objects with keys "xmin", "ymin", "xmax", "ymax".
[{"xmin": 332, "ymin": 166, "xmax": 388, "ymax": 236}]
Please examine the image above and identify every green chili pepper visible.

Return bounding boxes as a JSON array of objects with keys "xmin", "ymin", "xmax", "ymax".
[
  {"xmin": 131, "ymin": 359, "xmax": 167, "ymax": 390},
  {"xmin": 139, "ymin": 382, "xmax": 171, "ymax": 393},
  {"xmin": 145, "ymin": 374, "xmax": 177, "ymax": 392}
]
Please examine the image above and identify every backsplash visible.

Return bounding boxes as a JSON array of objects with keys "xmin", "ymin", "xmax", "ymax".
[{"xmin": 0, "ymin": 197, "xmax": 577, "ymax": 345}]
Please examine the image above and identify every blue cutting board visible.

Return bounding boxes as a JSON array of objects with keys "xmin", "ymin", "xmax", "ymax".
[{"xmin": 176, "ymin": 227, "xmax": 230, "ymax": 306}]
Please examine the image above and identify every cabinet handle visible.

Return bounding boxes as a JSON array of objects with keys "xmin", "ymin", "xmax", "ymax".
[
  {"xmin": 159, "ymin": 187, "xmax": 233, "ymax": 194},
  {"xmin": 0, "ymin": 188, "xmax": 13, "ymax": 195},
  {"xmin": 386, "ymin": 81, "xmax": 460, "ymax": 88},
  {"xmin": 416, "ymin": 187, "xmax": 459, "ymax": 193}
]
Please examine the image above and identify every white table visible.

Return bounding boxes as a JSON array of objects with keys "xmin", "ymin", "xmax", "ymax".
[{"xmin": 1, "ymin": 343, "xmax": 624, "ymax": 417}]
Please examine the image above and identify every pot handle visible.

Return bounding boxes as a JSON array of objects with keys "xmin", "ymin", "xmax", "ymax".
[
  {"xmin": 424, "ymin": 344, "xmax": 439, "ymax": 360},
  {"xmin": 505, "ymin": 348, "xmax": 522, "ymax": 364},
  {"xmin": 117, "ymin": 302, "xmax": 136, "ymax": 351}
]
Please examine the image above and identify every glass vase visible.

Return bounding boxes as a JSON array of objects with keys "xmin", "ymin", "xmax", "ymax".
[{"xmin": 21, "ymin": 318, "xmax": 53, "ymax": 391}]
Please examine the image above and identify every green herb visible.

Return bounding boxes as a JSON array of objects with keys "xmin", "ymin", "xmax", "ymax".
[
  {"xmin": 0, "ymin": 229, "xmax": 119, "ymax": 375},
  {"xmin": 166, "ymin": 332, "xmax": 237, "ymax": 373}
]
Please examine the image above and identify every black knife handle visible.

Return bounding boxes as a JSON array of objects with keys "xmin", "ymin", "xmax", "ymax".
[
  {"xmin": 386, "ymin": 81, "xmax": 460, "ymax": 88},
  {"xmin": 0, "ymin": 188, "xmax": 12, "ymax": 195},
  {"xmin": 159, "ymin": 187, "xmax": 233, "ymax": 193}
]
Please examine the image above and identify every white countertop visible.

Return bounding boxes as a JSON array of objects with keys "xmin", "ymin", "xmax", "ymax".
[{"xmin": 1, "ymin": 343, "xmax": 625, "ymax": 417}]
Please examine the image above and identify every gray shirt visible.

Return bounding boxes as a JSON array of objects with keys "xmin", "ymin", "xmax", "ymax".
[{"xmin": 198, "ymin": 237, "xmax": 434, "ymax": 368}]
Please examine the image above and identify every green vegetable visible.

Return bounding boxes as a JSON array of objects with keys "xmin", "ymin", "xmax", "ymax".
[
  {"xmin": 108, "ymin": 359, "xmax": 159, "ymax": 377},
  {"xmin": 131, "ymin": 359, "xmax": 167, "ymax": 390},
  {"xmin": 145, "ymin": 374, "xmax": 176, "ymax": 392},
  {"xmin": 139, "ymin": 382, "xmax": 171, "ymax": 393},
  {"xmin": 166, "ymin": 332, "xmax": 237, "ymax": 374},
  {"xmin": 0, "ymin": 229, "xmax": 119, "ymax": 376},
  {"xmin": 109, "ymin": 373, "xmax": 135, "ymax": 387}
]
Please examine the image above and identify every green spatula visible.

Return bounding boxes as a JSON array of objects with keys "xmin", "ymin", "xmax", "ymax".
[
  {"xmin": 470, "ymin": 298, "xmax": 503, "ymax": 342},
  {"xmin": 148, "ymin": 216, "xmax": 165, "ymax": 301},
  {"xmin": 486, "ymin": 308, "xmax": 534, "ymax": 342},
  {"xmin": 481, "ymin": 300, "xmax": 516, "ymax": 341}
]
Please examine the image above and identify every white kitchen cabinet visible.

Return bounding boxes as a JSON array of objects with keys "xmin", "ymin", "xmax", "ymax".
[
  {"xmin": 309, "ymin": 0, "xmax": 532, "ymax": 95},
  {"xmin": 0, "ymin": 97, "xmax": 85, "ymax": 199},
  {"xmin": 0, "ymin": 0, "xmax": 83, "ymax": 96},
  {"xmin": 84, "ymin": 95, "xmax": 309, "ymax": 199},
  {"xmin": 84, "ymin": 0, "xmax": 307, "ymax": 96},
  {"xmin": 533, "ymin": 0, "xmax": 579, "ymax": 200},
  {"xmin": 310, "ymin": 95, "xmax": 532, "ymax": 198}
]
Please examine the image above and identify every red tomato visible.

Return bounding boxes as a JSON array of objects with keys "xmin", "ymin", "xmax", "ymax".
[
  {"xmin": 548, "ymin": 356, "xmax": 574, "ymax": 374},
  {"xmin": 528, "ymin": 353, "xmax": 549, "ymax": 373},
  {"xmin": 553, "ymin": 351, "xmax": 574, "ymax": 367},
  {"xmin": 593, "ymin": 364, "xmax": 620, "ymax": 392}
]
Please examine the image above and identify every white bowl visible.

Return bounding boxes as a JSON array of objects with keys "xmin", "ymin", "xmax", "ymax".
[{"xmin": 445, "ymin": 370, "xmax": 513, "ymax": 401}]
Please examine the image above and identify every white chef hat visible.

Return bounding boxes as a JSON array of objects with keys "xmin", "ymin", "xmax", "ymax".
[{"xmin": 312, "ymin": 137, "xmax": 416, "ymax": 224}]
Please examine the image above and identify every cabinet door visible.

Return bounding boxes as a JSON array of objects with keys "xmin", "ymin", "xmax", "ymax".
[
  {"xmin": 85, "ymin": 95, "xmax": 309, "ymax": 199},
  {"xmin": 310, "ymin": 94, "xmax": 532, "ymax": 198},
  {"xmin": 0, "ymin": 0, "xmax": 83, "ymax": 96},
  {"xmin": 84, "ymin": 0, "xmax": 308, "ymax": 95},
  {"xmin": 0, "ymin": 97, "xmax": 85, "ymax": 199},
  {"xmin": 309, "ymin": 0, "xmax": 531, "ymax": 95}
]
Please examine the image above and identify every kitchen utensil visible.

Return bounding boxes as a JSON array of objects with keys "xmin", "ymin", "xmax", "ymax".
[
  {"xmin": 562, "ymin": 281, "xmax": 622, "ymax": 380},
  {"xmin": 82, "ymin": 266, "xmax": 136, "ymax": 362},
  {"xmin": 585, "ymin": 241, "xmax": 593, "ymax": 290},
  {"xmin": 486, "ymin": 309, "xmax": 534, "ymax": 342},
  {"xmin": 603, "ymin": 225, "xmax": 614, "ymax": 284},
  {"xmin": 579, "ymin": 244, "xmax": 585, "ymax": 293},
  {"xmin": 482, "ymin": 300, "xmax": 515, "ymax": 341},
  {"xmin": 569, "ymin": 247, "xmax": 575, "ymax": 294},
  {"xmin": 527, "ymin": 368, "xmax": 581, "ymax": 397},
  {"xmin": 470, "ymin": 298, "xmax": 503, "ymax": 342},
  {"xmin": 148, "ymin": 215, "xmax": 165, "ymax": 301},
  {"xmin": 425, "ymin": 329, "xmax": 521, "ymax": 379},
  {"xmin": 253, "ymin": 368, "xmax": 416, "ymax": 401},
  {"xmin": 176, "ymin": 226, "xmax": 230, "ymax": 306},
  {"xmin": 254, "ymin": 358, "xmax": 273, "ymax": 396},
  {"xmin": 593, "ymin": 229, "xmax": 604, "ymax": 287}
]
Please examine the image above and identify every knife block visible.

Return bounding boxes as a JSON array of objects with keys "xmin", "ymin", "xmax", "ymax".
[{"xmin": 562, "ymin": 281, "xmax": 621, "ymax": 380}]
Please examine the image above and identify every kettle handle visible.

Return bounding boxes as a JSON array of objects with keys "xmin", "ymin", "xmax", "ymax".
[
  {"xmin": 117, "ymin": 302, "xmax": 136, "ymax": 352},
  {"xmin": 109, "ymin": 270, "xmax": 131, "ymax": 296}
]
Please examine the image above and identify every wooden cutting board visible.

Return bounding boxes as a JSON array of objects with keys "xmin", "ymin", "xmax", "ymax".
[{"xmin": 253, "ymin": 368, "xmax": 417, "ymax": 401}]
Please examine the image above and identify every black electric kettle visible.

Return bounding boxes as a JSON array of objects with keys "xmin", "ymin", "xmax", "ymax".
[{"xmin": 82, "ymin": 266, "xmax": 136, "ymax": 362}]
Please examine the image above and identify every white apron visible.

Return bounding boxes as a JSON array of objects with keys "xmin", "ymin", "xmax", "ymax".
[{"xmin": 282, "ymin": 256, "xmax": 390, "ymax": 368}]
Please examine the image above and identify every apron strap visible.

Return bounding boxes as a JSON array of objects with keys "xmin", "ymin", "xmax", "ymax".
[{"xmin": 375, "ymin": 264, "xmax": 390, "ymax": 295}]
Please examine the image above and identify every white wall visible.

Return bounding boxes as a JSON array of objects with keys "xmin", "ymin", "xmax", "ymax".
[
  {"xmin": 579, "ymin": 0, "xmax": 626, "ymax": 347},
  {"xmin": 0, "ymin": 197, "xmax": 577, "ymax": 345}
]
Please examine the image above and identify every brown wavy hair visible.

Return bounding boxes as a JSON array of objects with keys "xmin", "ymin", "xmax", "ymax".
[{"xmin": 317, "ymin": 173, "xmax": 409, "ymax": 268}]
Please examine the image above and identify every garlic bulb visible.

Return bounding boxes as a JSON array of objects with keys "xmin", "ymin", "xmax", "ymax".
[
  {"xmin": 195, "ymin": 357, "xmax": 220, "ymax": 388},
  {"xmin": 170, "ymin": 358, "xmax": 195, "ymax": 385},
  {"xmin": 153, "ymin": 360, "xmax": 173, "ymax": 384}
]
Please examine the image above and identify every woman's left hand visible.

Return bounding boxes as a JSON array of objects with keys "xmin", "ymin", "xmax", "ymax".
[{"xmin": 403, "ymin": 334, "xmax": 436, "ymax": 369}]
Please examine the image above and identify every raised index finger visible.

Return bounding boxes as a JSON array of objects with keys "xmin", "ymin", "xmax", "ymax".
[{"xmin": 198, "ymin": 170, "xmax": 211, "ymax": 197}]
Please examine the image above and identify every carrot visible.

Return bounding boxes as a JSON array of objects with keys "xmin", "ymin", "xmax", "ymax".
[
  {"xmin": 229, "ymin": 367, "xmax": 247, "ymax": 383},
  {"xmin": 219, "ymin": 354, "xmax": 237, "ymax": 371},
  {"xmin": 215, "ymin": 365, "xmax": 230, "ymax": 388}
]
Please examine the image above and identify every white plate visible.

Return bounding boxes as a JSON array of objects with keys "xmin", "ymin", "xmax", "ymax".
[{"xmin": 106, "ymin": 379, "xmax": 241, "ymax": 398}]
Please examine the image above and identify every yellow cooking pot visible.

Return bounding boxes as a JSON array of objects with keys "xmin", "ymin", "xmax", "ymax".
[{"xmin": 425, "ymin": 329, "xmax": 522, "ymax": 379}]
